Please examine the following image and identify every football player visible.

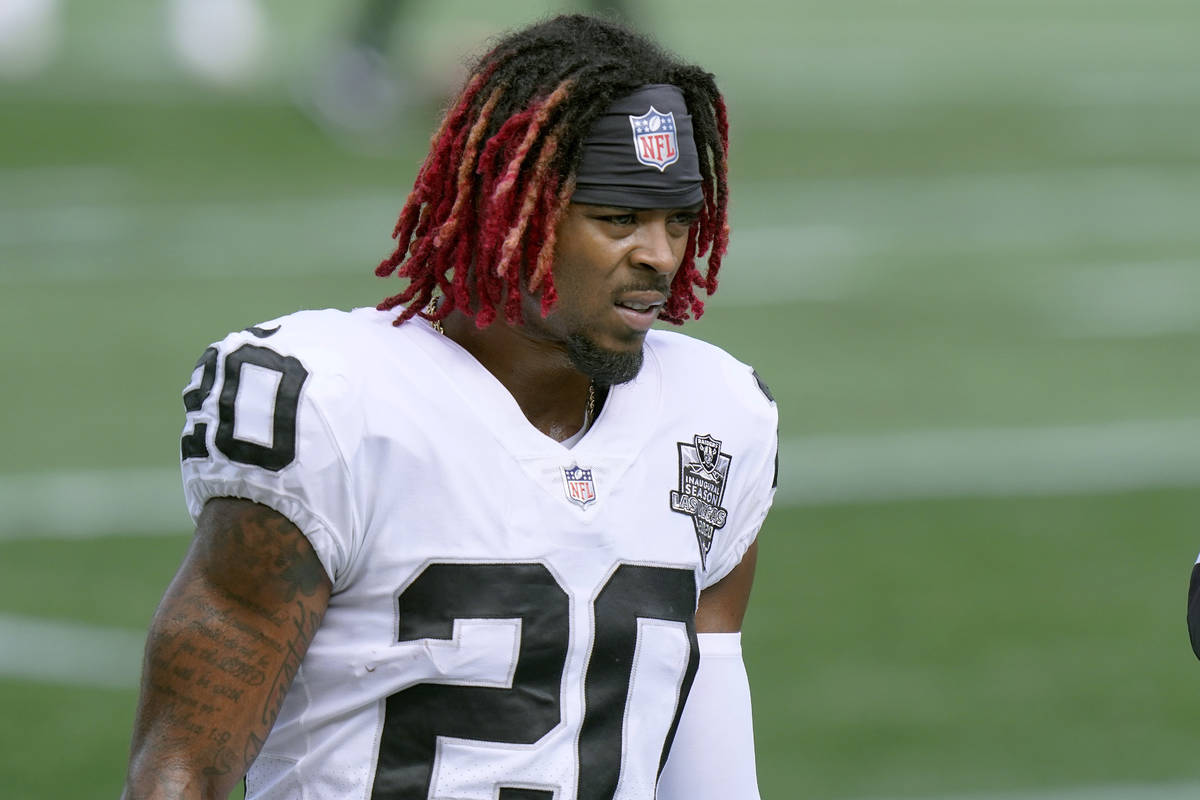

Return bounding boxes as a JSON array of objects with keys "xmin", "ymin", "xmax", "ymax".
[{"xmin": 123, "ymin": 14, "xmax": 777, "ymax": 800}]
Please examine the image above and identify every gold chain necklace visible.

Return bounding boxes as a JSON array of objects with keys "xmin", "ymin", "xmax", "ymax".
[{"xmin": 428, "ymin": 310, "xmax": 595, "ymax": 426}]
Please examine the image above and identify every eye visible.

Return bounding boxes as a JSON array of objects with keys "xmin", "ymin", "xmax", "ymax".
[
  {"xmin": 598, "ymin": 214, "xmax": 636, "ymax": 226},
  {"xmin": 667, "ymin": 212, "xmax": 699, "ymax": 234}
]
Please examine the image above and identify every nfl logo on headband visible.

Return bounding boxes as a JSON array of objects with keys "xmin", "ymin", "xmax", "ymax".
[{"xmin": 628, "ymin": 106, "xmax": 679, "ymax": 172}]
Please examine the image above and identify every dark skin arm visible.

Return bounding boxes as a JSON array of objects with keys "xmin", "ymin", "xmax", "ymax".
[
  {"xmin": 694, "ymin": 539, "xmax": 758, "ymax": 633},
  {"xmin": 123, "ymin": 498, "xmax": 332, "ymax": 800}
]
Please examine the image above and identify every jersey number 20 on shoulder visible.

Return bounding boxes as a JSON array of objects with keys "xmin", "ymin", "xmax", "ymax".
[{"xmin": 181, "ymin": 343, "xmax": 309, "ymax": 471}]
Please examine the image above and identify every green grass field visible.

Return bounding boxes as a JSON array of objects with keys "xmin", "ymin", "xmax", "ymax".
[{"xmin": 3, "ymin": 1, "xmax": 1200, "ymax": 797}]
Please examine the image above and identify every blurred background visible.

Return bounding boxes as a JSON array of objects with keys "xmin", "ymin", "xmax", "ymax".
[{"xmin": 2, "ymin": 0, "xmax": 1200, "ymax": 797}]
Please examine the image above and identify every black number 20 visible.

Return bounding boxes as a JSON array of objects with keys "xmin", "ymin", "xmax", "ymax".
[
  {"xmin": 373, "ymin": 563, "xmax": 700, "ymax": 799},
  {"xmin": 181, "ymin": 343, "xmax": 308, "ymax": 471}
]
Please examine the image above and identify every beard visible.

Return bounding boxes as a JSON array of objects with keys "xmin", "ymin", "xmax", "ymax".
[{"xmin": 565, "ymin": 332, "xmax": 644, "ymax": 386}]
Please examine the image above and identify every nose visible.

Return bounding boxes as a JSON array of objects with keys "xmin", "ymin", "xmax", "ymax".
[{"xmin": 631, "ymin": 220, "xmax": 679, "ymax": 276}]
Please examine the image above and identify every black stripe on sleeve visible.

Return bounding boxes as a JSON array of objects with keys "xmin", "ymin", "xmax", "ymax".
[{"xmin": 751, "ymin": 369, "xmax": 775, "ymax": 403}]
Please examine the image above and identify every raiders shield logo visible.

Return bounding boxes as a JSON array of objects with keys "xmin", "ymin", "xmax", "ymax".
[
  {"xmin": 669, "ymin": 434, "xmax": 732, "ymax": 568},
  {"xmin": 628, "ymin": 107, "xmax": 679, "ymax": 172}
]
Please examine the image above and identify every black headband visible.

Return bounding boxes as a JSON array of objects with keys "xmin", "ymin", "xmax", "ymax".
[{"xmin": 571, "ymin": 84, "xmax": 704, "ymax": 209}]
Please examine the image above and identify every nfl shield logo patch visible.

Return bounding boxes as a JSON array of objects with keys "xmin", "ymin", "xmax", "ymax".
[
  {"xmin": 628, "ymin": 107, "xmax": 679, "ymax": 172},
  {"xmin": 561, "ymin": 465, "xmax": 597, "ymax": 509}
]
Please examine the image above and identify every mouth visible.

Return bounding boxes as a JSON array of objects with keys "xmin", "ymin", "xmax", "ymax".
[{"xmin": 614, "ymin": 292, "xmax": 667, "ymax": 332}]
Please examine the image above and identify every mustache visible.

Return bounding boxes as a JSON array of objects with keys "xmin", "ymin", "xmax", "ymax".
[{"xmin": 614, "ymin": 278, "xmax": 671, "ymax": 296}]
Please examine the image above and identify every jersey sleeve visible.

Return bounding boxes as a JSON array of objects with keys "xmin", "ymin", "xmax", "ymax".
[
  {"xmin": 178, "ymin": 323, "xmax": 361, "ymax": 589},
  {"xmin": 699, "ymin": 366, "xmax": 779, "ymax": 588}
]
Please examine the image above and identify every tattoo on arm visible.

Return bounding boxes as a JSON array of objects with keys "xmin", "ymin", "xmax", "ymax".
[{"xmin": 125, "ymin": 499, "xmax": 332, "ymax": 797}]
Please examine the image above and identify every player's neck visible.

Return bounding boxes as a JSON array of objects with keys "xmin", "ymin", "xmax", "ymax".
[{"xmin": 439, "ymin": 312, "xmax": 593, "ymax": 442}]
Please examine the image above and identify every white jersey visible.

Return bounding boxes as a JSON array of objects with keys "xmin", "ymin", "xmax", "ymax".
[{"xmin": 179, "ymin": 307, "xmax": 778, "ymax": 800}]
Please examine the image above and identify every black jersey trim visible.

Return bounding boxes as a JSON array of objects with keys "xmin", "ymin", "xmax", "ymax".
[{"xmin": 751, "ymin": 369, "xmax": 774, "ymax": 403}]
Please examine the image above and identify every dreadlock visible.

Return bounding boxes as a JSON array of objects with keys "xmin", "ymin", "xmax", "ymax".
[{"xmin": 376, "ymin": 14, "xmax": 731, "ymax": 328}]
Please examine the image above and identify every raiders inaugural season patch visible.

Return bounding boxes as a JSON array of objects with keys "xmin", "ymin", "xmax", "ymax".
[
  {"xmin": 561, "ymin": 465, "xmax": 597, "ymax": 509},
  {"xmin": 669, "ymin": 434, "xmax": 732, "ymax": 568},
  {"xmin": 629, "ymin": 107, "xmax": 679, "ymax": 171}
]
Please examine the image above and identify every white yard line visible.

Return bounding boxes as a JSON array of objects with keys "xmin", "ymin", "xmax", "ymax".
[
  {"xmin": 3, "ymin": 418, "xmax": 1200, "ymax": 542},
  {"xmin": 778, "ymin": 418, "xmax": 1200, "ymax": 506},
  {"xmin": 0, "ymin": 612, "xmax": 144, "ymax": 690},
  {"xmin": 0, "ymin": 467, "xmax": 188, "ymax": 540},
  {"xmin": 1042, "ymin": 260, "xmax": 1200, "ymax": 339}
]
